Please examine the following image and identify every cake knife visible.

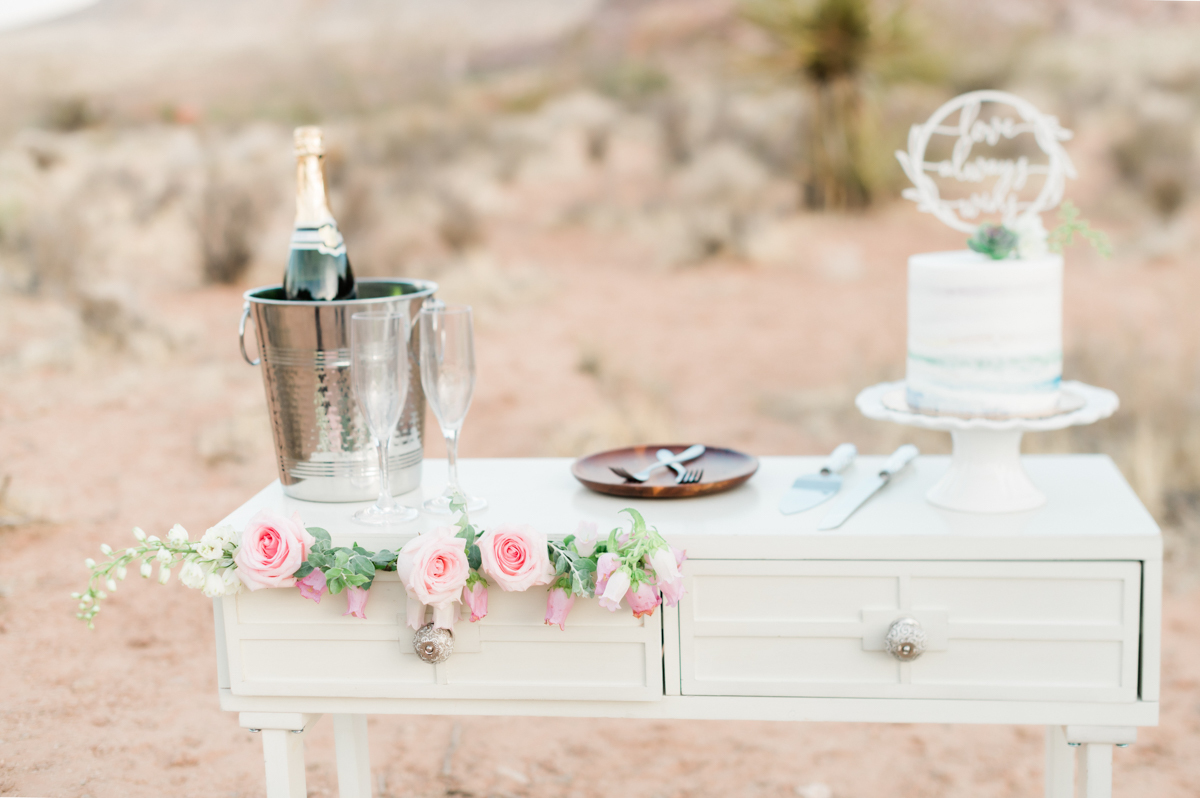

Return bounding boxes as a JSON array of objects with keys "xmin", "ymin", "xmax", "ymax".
[
  {"xmin": 816, "ymin": 445, "xmax": 919, "ymax": 530},
  {"xmin": 778, "ymin": 443, "xmax": 857, "ymax": 515}
]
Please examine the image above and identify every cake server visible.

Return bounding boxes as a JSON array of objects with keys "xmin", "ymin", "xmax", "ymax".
[
  {"xmin": 817, "ymin": 445, "xmax": 919, "ymax": 530},
  {"xmin": 778, "ymin": 443, "xmax": 857, "ymax": 515}
]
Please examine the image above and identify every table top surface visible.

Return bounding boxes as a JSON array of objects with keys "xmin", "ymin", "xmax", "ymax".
[{"xmin": 217, "ymin": 454, "xmax": 1160, "ymax": 560}]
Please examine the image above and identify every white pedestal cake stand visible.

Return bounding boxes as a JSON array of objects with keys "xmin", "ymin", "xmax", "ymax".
[{"xmin": 856, "ymin": 381, "xmax": 1119, "ymax": 513}]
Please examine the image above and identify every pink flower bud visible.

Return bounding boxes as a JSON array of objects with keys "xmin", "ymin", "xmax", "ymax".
[
  {"xmin": 296, "ymin": 569, "xmax": 328, "ymax": 604},
  {"xmin": 462, "ymin": 582, "xmax": 489, "ymax": 623},
  {"xmin": 343, "ymin": 586, "xmax": 369, "ymax": 619},
  {"xmin": 544, "ymin": 587, "xmax": 575, "ymax": 631},
  {"xmin": 625, "ymin": 578, "xmax": 661, "ymax": 619}
]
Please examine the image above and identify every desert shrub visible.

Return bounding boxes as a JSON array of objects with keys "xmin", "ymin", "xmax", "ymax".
[
  {"xmin": 1112, "ymin": 114, "xmax": 1194, "ymax": 219},
  {"xmin": 197, "ymin": 172, "xmax": 260, "ymax": 285}
]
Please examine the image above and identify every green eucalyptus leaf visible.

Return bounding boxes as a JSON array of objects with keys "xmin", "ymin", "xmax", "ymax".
[
  {"xmin": 307, "ymin": 528, "xmax": 332, "ymax": 546},
  {"xmin": 468, "ymin": 545, "xmax": 482, "ymax": 571},
  {"xmin": 294, "ymin": 563, "xmax": 314, "ymax": 579}
]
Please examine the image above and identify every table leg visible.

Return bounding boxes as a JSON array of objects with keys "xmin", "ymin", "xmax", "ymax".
[
  {"xmin": 1064, "ymin": 726, "xmax": 1135, "ymax": 798},
  {"xmin": 333, "ymin": 713, "xmax": 373, "ymax": 798},
  {"xmin": 1074, "ymin": 744, "xmax": 1112, "ymax": 798},
  {"xmin": 261, "ymin": 728, "xmax": 308, "ymax": 798},
  {"xmin": 1045, "ymin": 725, "xmax": 1073, "ymax": 798},
  {"xmin": 239, "ymin": 712, "xmax": 321, "ymax": 798}
]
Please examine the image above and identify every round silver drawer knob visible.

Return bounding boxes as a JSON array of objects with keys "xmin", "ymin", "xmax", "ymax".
[
  {"xmin": 413, "ymin": 623, "xmax": 454, "ymax": 664},
  {"xmin": 885, "ymin": 617, "xmax": 927, "ymax": 662}
]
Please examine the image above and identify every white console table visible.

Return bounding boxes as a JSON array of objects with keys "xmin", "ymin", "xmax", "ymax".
[{"xmin": 212, "ymin": 455, "xmax": 1161, "ymax": 798}]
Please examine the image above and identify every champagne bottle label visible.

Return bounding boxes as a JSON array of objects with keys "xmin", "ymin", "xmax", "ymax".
[{"xmin": 290, "ymin": 223, "xmax": 347, "ymax": 257}]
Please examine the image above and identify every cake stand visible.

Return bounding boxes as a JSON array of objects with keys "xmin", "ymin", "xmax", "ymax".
[{"xmin": 856, "ymin": 381, "xmax": 1119, "ymax": 513}]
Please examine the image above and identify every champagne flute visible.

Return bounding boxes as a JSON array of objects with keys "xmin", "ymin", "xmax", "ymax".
[
  {"xmin": 351, "ymin": 311, "xmax": 418, "ymax": 525},
  {"xmin": 419, "ymin": 304, "xmax": 485, "ymax": 513}
]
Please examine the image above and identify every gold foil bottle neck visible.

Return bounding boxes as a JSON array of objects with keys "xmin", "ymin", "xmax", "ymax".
[{"xmin": 293, "ymin": 126, "xmax": 324, "ymax": 157}]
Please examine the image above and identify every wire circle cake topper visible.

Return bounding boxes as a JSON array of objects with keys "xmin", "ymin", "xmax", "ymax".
[{"xmin": 895, "ymin": 90, "xmax": 1077, "ymax": 233}]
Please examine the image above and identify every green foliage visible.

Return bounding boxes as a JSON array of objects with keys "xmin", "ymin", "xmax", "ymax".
[
  {"xmin": 548, "ymin": 534, "xmax": 598, "ymax": 597},
  {"xmin": 1048, "ymin": 201, "xmax": 1112, "ymax": 258},
  {"xmin": 449, "ymin": 493, "xmax": 484, "ymax": 575},
  {"xmin": 967, "ymin": 223, "xmax": 1019, "ymax": 260},
  {"xmin": 297, "ymin": 526, "xmax": 394, "ymax": 594}
]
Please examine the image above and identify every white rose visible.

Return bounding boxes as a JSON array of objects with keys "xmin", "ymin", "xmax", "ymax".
[
  {"xmin": 179, "ymin": 560, "xmax": 209, "ymax": 590},
  {"xmin": 1011, "ymin": 213, "xmax": 1049, "ymax": 259},
  {"xmin": 166, "ymin": 524, "xmax": 189, "ymax": 544}
]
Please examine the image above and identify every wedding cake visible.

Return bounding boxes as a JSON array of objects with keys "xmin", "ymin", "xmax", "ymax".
[
  {"xmin": 892, "ymin": 90, "xmax": 1104, "ymax": 419},
  {"xmin": 905, "ymin": 250, "xmax": 1063, "ymax": 416}
]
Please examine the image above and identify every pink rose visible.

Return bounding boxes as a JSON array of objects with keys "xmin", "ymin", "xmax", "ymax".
[
  {"xmin": 396, "ymin": 527, "xmax": 469, "ymax": 629},
  {"xmin": 462, "ymin": 581, "xmax": 489, "ymax": 622},
  {"xmin": 478, "ymin": 525, "xmax": 553, "ymax": 592},
  {"xmin": 594, "ymin": 552, "xmax": 621, "ymax": 596},
  {"xmin": 343, "ymin": 586, "xmax": 368, "ymax": 619},
  {"xmin": 233, "ymin": 510, "xmax": 315, "ymax": 591},
  {"xmin": 296, "ymin": 569, "xmax": 328, "ymax": 604},
  {"xmin": 544, "ymin": 587, "xmax": 575, "ymax": 630},
  {"xmin": 625, "ymin": 578, "xmax": 661, "ymax": 619}
]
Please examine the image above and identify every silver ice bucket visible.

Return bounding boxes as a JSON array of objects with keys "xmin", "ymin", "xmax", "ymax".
[{"xmin": 238, "ymin": 279, "xmax": 438, "ymax": 502}]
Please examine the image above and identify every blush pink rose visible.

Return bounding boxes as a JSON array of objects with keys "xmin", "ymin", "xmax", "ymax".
[
  {"xmin": 234, "ymin": 510, "xmax": 315, "ymax": 591},
  {"xmin": 343, "ymin": 586, "xmax": 368, "ymax": 619},
  {"xmin": 296, "ymin": 569, "xmax": 328, "ymax": 604},
  {"xmin": 462, "ymin": 581, "xmax": 489, "ymax": 622},
  {"xmin": 478, "ymin": 525, "xmax": 553, "ymax": 592},
  {"xmin": 625, "ymin": 578, "xmax": 661, "ymax": 619},
  {"xmin": 544, "ymin": 587, "xmax": 575, "ymax": 630},
  {"xmin": 396, "ymin": 527, "xmax": 469, "ymax": 629}
]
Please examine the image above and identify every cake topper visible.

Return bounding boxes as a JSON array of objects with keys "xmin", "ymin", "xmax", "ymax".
[{"xmin": 896, "ymin": 90, "xmax": 1110, "ymax": 259}]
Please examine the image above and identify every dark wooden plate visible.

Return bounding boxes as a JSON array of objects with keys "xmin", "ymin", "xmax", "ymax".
[{"xmin": 571, "ymin": 444, "xmax": 759, "ymax": 499}]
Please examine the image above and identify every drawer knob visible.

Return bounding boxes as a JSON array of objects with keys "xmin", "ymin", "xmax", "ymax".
[
  {"xmin": 413, "ymin": 623, "xmax": 454, "ymax": 664},
  {"xmin": 885, "ymin": 617, "xmax": 927, "ymax": 662}
]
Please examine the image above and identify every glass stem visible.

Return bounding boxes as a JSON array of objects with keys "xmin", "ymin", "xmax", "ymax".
[
  {"xmin": 444, "ymin": 427, "xmax": 461, "ymax": 498},
  {"xmin": 376, "ymin": 436, "xmax": 394, "ymax": 511}
]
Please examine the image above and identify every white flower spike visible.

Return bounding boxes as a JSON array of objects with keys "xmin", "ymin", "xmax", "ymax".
[
  {"xmin": 132, "ymin": 527, "xmax": 146, "ymax": 541},
  {"xmin": 99, "ymin": 543, "xmax": 112, "ymax": 555}
]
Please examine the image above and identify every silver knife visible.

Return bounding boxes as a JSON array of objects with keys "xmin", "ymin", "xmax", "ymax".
[
  {"xmin": 817, "ymin": 445, "xmax": 919, "ymax": 530},
  {"xmin": 779, "ymin": 443, "xmax": 857, "ymax": 515}
]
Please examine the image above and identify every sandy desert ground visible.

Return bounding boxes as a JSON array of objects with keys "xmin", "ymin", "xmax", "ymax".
[{"xmin": 5, "ymin": 1, "xmax": 1200, "ymax": 796}]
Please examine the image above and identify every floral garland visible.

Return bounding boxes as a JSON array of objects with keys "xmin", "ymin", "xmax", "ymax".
[{"xmin": 75, "ymin": 496, "xmax": 685, "ymax": 631}]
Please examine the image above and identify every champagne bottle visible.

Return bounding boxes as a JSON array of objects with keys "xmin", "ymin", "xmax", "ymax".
[{"xmin": 283, "ymin": 126, "xmax": 356, "ymax": 301}]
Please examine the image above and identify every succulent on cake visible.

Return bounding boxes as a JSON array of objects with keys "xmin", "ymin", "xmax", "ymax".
[{"xmin": 967, "ymin": 224, "xmax": 1019, "ymax": 260}]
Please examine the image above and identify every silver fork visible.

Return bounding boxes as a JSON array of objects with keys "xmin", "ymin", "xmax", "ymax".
[{"xmin": 657, "ymin": 448, "xmax": 702, "ymax": 485}]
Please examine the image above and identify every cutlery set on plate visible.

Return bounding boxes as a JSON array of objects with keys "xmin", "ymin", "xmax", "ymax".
[{"xmin": 581, "ymin": 441, "xmax": 918, "ymax": 513}]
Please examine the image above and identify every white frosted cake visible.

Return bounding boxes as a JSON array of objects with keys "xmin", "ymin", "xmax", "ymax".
[{"xmin": 905, "ymin": 250, "xmax": 1064, "ymax": 416}]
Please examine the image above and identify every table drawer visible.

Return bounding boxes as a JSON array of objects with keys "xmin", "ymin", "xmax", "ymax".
[
  {"xmin": 220, "ymin": 573, "xmax": 663, "ymax": 701},
  {"xmin": 678, "ymin": 560, "xmax": 1141, "ymax": 702}
]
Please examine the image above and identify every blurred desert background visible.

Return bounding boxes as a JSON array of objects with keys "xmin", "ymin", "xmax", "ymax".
[{"xmin": 4, "ymin": 0, "xmax": 1200, "ymax": 796}]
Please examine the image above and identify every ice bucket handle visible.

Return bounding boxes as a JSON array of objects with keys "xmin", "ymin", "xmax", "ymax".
[{"xmin": 238, "ymin": 302, "xmax": 260, "ymax": 366}]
